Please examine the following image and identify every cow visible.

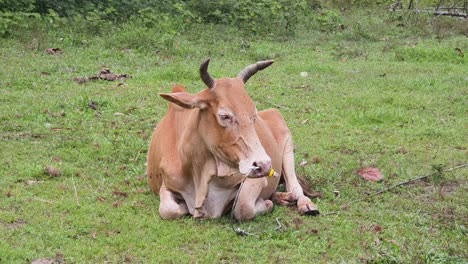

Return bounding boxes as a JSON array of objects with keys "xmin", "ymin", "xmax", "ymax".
[{"xmin": 147, "ymin": 59, "xmax": 319, "ymax": 220}]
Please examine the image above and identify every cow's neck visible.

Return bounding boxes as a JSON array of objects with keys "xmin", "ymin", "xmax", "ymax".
[
  {"xmin": 177, "ymin": 108, "xmax": 239, "ymax": 180},
  {"xmin": 177, "ymin": 108, "xmax": 209, "ymax": 167}
]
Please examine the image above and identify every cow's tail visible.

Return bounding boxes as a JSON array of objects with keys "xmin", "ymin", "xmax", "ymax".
[{"xmin": 297, "ymin": 174, "xmax": 320, "ymax": 198}]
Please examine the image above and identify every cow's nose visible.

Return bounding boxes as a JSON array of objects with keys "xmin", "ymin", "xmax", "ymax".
[{"xmin": 252, "ymin": 160, "xmax": 272, "ymax": 178}]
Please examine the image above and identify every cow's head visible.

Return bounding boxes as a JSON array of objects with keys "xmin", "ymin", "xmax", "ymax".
[{"xmin": 160, "ymin": 59, "xmax": 274, "ymax": 178}]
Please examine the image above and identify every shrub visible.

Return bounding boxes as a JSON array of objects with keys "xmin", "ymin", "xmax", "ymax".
[
  {"xmin": 0, "ymin": 11, "xmax": 40, "ymax": 37},
  {"xmin": 188, "ymin": 0, "xmax": 310, "ymax": 36}
]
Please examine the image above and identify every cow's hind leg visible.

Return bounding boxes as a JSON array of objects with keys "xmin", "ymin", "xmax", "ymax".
[
  {"xmin": 158, "ymin": 183, "xmax": 189, "ymax": 220},
  {"xmin": 282, "ymin": 135, "xmax": 319, "ymax": 216}
]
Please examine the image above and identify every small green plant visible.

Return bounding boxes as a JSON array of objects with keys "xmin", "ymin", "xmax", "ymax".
[
  {"xmin": 0, "ymin": 11, "xmax": 39, "ymax": 37},
  {"xmin": 431, "ymin": 163, "xmax": 445, "ymax": 184},
  {"xmin": 310, "ymin": 9, "xmax": 343, "ymax": 32}
]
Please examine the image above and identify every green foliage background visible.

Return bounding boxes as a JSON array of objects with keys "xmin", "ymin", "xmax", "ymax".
[{"xmin": 0, "ymin": 0, "xmax": 382, "ymax": 37}]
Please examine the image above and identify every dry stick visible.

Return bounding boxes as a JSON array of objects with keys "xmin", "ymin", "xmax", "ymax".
[
  {"xmin": 322, "ymin": 163, "xmax": 468, "ymax": 216},
  {"xmin": 275, "ymin": 218, "xmax": 286, "ymax": 231},
  {"xmin": 372, "ymin": 163, "xmax": 468, "ymax": 197},
  {"xmin": 32, "ymin": 197, "xmax": 55, "ymax": 204},
  {"xmin": 71, "ymin": 175, "xmax": 80, "ymax": 206}
]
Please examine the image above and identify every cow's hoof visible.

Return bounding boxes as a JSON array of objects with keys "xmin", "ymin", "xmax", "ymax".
[
  {"xmin": 298, "ymin": 196, "xmax": 319, "ymax": 216},
  {"xmin": 193, "ymin": 208, "xmax": 206, "ymax": 219},
  {"xmin": 303, "ymin": 208, "xmax": 320, "ymax": 216}
]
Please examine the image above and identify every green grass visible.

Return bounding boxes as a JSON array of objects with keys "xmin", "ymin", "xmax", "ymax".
[{"xmin": 1, "ymin": 11, "xmax": 467, "ymax": 263}]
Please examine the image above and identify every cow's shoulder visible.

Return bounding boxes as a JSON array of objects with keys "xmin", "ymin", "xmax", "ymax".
[
  {"xmin": 258, "ymin": 109, "xmax": 288, "ymax": 130},
  {"xmin": 258, "ymin": 108, "xmax": 291, "ymax": 144}
]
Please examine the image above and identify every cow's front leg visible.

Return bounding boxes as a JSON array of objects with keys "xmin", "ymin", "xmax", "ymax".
[
  {"xmin": 193, "ymin": 167, "xmax": 215, "ymax": 219},
  {"xmin": 159, "ymin": 183, "xmax": 189, "ymax": 219},
  {"xmin": 233, "ymin": 177, "xmax": 273, "ymax": 221},
  {"xmin": 282, "ymin": 135, "xmax": 319, "ymax": 216}
]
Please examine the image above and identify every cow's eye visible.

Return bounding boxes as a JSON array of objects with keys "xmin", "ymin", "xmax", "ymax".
[
  {"xmin": 217, "ymin": 109, "xmax": 234, "ymax": 127},
  {"xmin": 219, "ymin": 114, "xmax": 233, "ymax": 123}
]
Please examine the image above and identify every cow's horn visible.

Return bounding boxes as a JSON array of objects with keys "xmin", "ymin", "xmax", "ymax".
[
  {"xmin": 200, "ymin": 58, "xmax": 215, "ymax": 89},
  {"xmin": 237, "ymin": 60, "xmax": 274, "ymax": 83}
]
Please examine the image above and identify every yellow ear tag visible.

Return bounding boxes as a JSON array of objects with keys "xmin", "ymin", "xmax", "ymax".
[{"xmin": 268, "ymin": 169, "xmax": 275, "ymax": 177}]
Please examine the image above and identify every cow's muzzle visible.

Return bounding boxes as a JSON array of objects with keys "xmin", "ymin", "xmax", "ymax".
[{"xmin": 249, "ymin": 160, "xmax": 272, "ymax": 178}]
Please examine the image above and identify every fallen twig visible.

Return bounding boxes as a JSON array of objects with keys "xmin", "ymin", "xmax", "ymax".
[
  {"xmin": 371, "ymin": 163, "xmax": 467, "ymax": 197},
  {"xmin": 329, "ymin": 163, "xmax": 468, "ymax": 216},
  {"xmin": 275, "ymin": 218, "xmax": 286, "ymax": 231},
  {"xmin": 232, "ymin": 226, "xmax": 258, "ymax": 237},
  {"xmin": 31, "ymin": 197, "xmax": 55, "ymax": 204}
]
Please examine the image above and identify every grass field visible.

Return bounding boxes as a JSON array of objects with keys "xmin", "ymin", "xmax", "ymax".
[{"xmin": 1, "ymin": 9, "xmax": 467, "ymax": 263}]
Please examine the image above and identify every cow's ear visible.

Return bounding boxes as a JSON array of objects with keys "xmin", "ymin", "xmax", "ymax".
[{"xmin": 160, "ymin": 92, "xmax": 208, "ymax": 109}]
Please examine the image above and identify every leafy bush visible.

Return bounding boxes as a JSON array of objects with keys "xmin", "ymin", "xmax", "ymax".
[
  {"xmin": 0, "ymin": 11, "xmax": 40, "ymax": 37},
  {"xmin": 0, "ymin": 0, "xmax": 35, "ymax": 12},
  {"xmin": 1, "ymin": 0, "xmax": 467, "ymax": 41},
  {"xmin": 188, "ymin": 0, "xmax": 310, "ymax": 35},
  {"xmin": 309, "ymin": 9, "xmax": 344, "ymax": 32},
  {"xmin": 324, "ymin": 0, "xmax": 394, "ymax": 8}
]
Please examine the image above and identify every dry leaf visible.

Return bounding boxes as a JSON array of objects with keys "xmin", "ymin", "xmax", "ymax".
[
  {"xmin": 112, "ymin": 191, "xmax": 128, "ymax": 197},
  {"xmin": 299, "ymin": 160, "xmax": 308, "ymax": 167},
  {"xmin": 388, "ymin": 239, "xmax": 402, "ymax": 248},
  {"xmin": 6, "ymin": 187, "xmax": 13, "ymax": 197},
  {"xmin": 88, "ymin": 100, "xmax": 98, "ymax": 110},
  {"xmin": 25, "ymin": 180, "xmax": 43, "ymax": 186},
  {"xmin": 73, "ymin": 77, "xmax": 89, "ymax": 84},
  {"xmin": 45, "ymin": 48, "xmax": 62, "ymax": 55},
  {"xmin": 372, "ymin": 224, "xmax": 383, "ymax": 233},
  {"xmin": 44, "ymin": 166, "xmax": 62, "ymax": 177},
  {"xmin": 396, "ymin": 147, "xmax": 407, "ymax": 154},
  {"xmin": 100, "ymin": 73, "xmax": 118, "ymax": 81},
  {"xmin": 357, "ymin": 167, "xmax": 383, "ymax": 182},
  {"xmin": 73, "ymin": 68, "xmax": 130, "ymax": 84},
  {"xmin": 136, "ymin": 175, "xmax": 146, "ymax": 181}
]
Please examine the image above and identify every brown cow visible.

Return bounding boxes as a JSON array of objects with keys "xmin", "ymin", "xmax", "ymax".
[{"xmin": 147, "ymin": 59, "xmax": 319, "ymax": 220}]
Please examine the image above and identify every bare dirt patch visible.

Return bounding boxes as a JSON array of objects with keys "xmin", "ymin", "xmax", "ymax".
[{"xmin": 1, "ymin": 219, "xmax": 27, "ymax": 230}]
